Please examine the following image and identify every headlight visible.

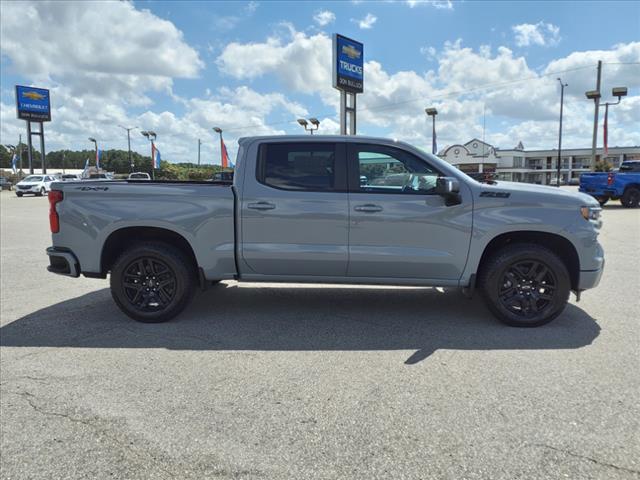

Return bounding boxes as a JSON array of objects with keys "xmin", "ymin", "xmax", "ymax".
[{"xmin": 581, "ymin": 206, "xmax": 602, "ymax": 227}]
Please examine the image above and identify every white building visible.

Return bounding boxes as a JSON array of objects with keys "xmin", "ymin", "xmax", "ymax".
[{"xmin": 439, "ymin": 139, "xmax": 640, "ymax": 185}]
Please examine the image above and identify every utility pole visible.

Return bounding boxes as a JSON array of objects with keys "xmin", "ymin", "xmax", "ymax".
[
  {"xmin": 590, "ymin": 60, "xmax": 602, "ymax": 170},
  {"xmin": 119, "ymin": 126, "xmax": 137, "ymax": 172},
  {"xmin": 556, "ymin": 78, "xmax": 568, "ymax": 187},
  {"xmin": 198, "ymin": 138, "xmax": 201, "ymax": 166}
]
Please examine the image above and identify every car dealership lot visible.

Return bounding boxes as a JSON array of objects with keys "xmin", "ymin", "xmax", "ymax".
[{"xmin": 1, "ymin": 190, "xmax": 639, "ymax": 479}]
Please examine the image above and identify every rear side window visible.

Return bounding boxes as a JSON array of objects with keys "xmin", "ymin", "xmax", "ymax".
[{"xmin": 257, "ymin": 143, "xmax": 337, "ymax": 191}]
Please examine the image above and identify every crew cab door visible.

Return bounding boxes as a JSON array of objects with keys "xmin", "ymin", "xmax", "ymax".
[
  {"xmin": 240, "ymin": 141, "xmax": 349, "ymax": 276},
  {"xmin": 347, "ymin": 143, "xmax": 473, "ymax": 280}
]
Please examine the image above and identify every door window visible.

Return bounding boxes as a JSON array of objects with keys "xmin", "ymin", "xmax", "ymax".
[
  {"xmin": 257, "ymin": 143, "xmax": 338, "ymax": 191},
  {"xmin": 352, "ymin": 145, "xmax": 440, "ymax": 194}
]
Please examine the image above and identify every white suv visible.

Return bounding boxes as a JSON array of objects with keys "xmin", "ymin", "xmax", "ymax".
[{"xmin": 15, "ymin": 175, "xmax": 56, "ymax": 197}]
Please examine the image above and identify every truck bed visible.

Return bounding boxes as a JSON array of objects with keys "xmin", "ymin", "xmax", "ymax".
[{"xmin": 51, "ymin": 180, "xmax": 237, "ymax": 279}]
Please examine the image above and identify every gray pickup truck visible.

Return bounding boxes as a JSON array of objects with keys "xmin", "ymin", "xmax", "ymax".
[{"xmin": 46, "ymin": 135, "xmax": 604, "ymax": 327}]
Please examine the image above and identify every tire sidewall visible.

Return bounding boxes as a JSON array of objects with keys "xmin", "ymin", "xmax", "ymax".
[
  {"xmin": 482, "ymin": 246, "xmax": 571, "ymax": 327},
  {"xmin": 622, "ymin": 188, "xmax": 640, "ymax": 208},
  {"xmin": 110, "ymin": 243, "xmax": 194, "ymax": 323}
]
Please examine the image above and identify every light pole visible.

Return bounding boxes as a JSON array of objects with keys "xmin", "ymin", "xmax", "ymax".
[
  {"xmin": 88, "ymin": 137, "xmax": 98, "ymax": 169},
  {"xmin": 556, "ymin": 79, "xmax": 567, "ymax": 187},
  {"xmin": 141, "ymin": 130, "xmax": 157, "ymax": 178},
  {"xmin": 119, "ymin": 125, "xmax": 137, "ymax": 172},
  {"xmin": 297, "ymin": 118, "xmax": 320, "ymax": 134},
  {"xmin": 586, "ymin": 86, "xmax": 627, "ymax": 169},
  {"xmin": 198, "ymin": 138, "xmax": 202, "ymax": 166},
  {"xmin": 425, "ymin": 108, "xmax": 438, "ymax": 155}
]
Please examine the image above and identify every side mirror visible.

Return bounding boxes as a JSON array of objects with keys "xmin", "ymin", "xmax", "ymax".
[
  {"xmin": 435, "ymin": 176, "xmax": 460, "ymax": 195},
  {"xmin": 435, "ymin": 176, "xmax": 461, "ymax": 206}
]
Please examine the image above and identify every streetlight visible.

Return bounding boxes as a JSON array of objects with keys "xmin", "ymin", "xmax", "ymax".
[
  {"xmin": 141, "ymin": 131, "xmax": 157, "ymax": 178},
  {"xmin": 119, "ymin": 125, "xmax": 137, "ymax": 172},
  {"xmin": 425, "ymin": 107, "xmax": 438, "ymax": 155},
  {"xmin": 297, "ymin": 118, "xmax": 320, "ymax": 134},
  {"xmin": 586, "ymin": 85, "xmax": 627, "ymax": 169},
  {"xmin": 88, "ymin": 137, "xmax": 98, "ymax": 170},
  {"xmin": 556, "ymin": 78, "xmax": 568, "ymax": 187}
]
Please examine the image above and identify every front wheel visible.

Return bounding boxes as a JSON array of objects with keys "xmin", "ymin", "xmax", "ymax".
[
  {"xmin": 621, "ymin": 187, "xmax": 640, "ymax": 208},
  {"xmin": 479, "ymin": 243, "xmax": 570, "ymax": 327},
  {"xmin": 38, "ymin": 187, "xmax": 46, "ymax": 196},
  {"xmin": 110, "ymin": 242, "xmax": 196, "ymax": 323},
  {"xmin": 16, "ymin": 192, "xmax": 23, "ymax": 197}
]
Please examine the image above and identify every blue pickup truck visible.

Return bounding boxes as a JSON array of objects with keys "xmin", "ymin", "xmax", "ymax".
[{"xmin": 579, "ymin": 161, "xmax": 640, "ymax": 207}]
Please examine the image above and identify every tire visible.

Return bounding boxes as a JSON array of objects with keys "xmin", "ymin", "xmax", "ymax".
[
  {"xmin": 596, "ymin": 196, "xmax": 609, "ymax": 206},
  {"xmin": 621, "ymin": 187, "xmax": 640, "ymax": 208},
  {"xmin": 38, "ymin": 187, "xmax": 45, "ymax": 196},
  {"xmin": 16, "ymin": 192, "xmax": 23, "ymax": 197},
  {"xmin": 479, "ymin": 243, "xmax": 571, "ymax": 327},
  {"xmin": 110, "ymin": 242, "xmax": 196, "ymax": 323}
]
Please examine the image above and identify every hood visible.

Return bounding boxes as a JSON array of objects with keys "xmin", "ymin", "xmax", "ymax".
[{"xmin": 482, "ymin": 181, "xmax": 599, "ymax": 207}]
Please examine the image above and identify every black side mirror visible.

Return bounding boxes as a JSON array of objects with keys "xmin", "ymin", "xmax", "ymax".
[{"xmin": 435, "ymin": 176, "xmax": 461, "ymax": 206}]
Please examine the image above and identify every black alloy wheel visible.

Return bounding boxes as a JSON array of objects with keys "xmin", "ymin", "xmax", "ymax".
[
  {"xmin": 110, "ymin": 242, "xmax": 196, "ymax": 323},
  {"xmin": 497, "ymin": 260, "xmax": 556, "ymax": 319},
  {"xmin": 122, "ymin": 257, "xmax": 177, "ymax": 313},
  {"xmin": 480, "ymin": 243, "xmax": 571, "ymax": 327}
]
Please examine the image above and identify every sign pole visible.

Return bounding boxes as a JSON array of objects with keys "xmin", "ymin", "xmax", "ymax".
[
  {"xmin": 26, "ymin": 121, "xmax": 34, "ymax": 174},
  {"xmin": 39, "ymin": 122, "xmax": 46, "ymax": 174},
  {"xmin": 333, "ymin": 34, "xmax": 363, "ymax": 136},
  {"xmin": 18, "ymin": 133, "xmax": 23, "ymax": 174}
]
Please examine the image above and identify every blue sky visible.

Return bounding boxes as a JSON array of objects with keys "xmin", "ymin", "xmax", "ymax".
[{"xmin": 1, "ymin": 0, "xmax": 639, "ymax": 164}]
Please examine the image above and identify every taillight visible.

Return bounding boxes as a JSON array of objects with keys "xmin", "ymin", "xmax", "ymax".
[
  {"xmin": 607, "ymin": 172, "xmax": 614, "ymax": 185},
  {"xmin": 48, "ymin": 190, "xmax": 63, "ymax": 233}
]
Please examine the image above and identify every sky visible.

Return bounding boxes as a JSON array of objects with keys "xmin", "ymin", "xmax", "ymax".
[{"xmin": 1, "ymin": 0, "xmax": 639, "ymax": 165}]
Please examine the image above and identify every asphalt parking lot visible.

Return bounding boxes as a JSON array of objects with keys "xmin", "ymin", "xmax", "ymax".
[{"xmin": 1, "ymin": 189, "xmax": 639, "ymax": 479}]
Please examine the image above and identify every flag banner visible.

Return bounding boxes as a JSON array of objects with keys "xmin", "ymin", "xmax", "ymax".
[
  {"xmin": 11, "ymin": 153, "xmax": 18, "ymax": 174},
  {"xmin": 603, "ymin": 106, "xmax": 609, "ymax": 156},
  {"xmin": 96, "ymin": 149, "xmax": 102, "ymax": 169},
  {"xmin": 152, "ymin": 143, "xmax": 161, "ymax": 169},
  {"xmin": 221, "ymin": 138, "xmax": 229, "ymax": 168},
  {"xmin": 84, "ymin": 158, "xmax": 90, "ymax": 170}
]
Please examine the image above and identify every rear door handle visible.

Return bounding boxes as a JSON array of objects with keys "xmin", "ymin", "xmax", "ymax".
[
  {"xmin": 354, "ymin": 204, "xmax": 383, "ymax": 213},
  {"xmin": 247, "ymin": 201, "xmax": 276, "ymax": 211}
]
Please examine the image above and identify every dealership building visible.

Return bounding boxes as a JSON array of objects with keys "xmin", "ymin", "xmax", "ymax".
[{"xmin": 439, "ymin": 139, "xmax": 640, "ymax": 184}]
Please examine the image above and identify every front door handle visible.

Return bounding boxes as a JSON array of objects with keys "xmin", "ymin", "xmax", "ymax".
[
  {"xmin": 247, "ymin": 201, "xmax": 276, "ymax": 211},
  {"xmin": 354, "ymin": 204, "xmax": 383, "ymax": 213}
]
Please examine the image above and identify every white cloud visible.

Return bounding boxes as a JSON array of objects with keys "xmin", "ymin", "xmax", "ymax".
[
  {"xmin": 512, "ymin": 22, "xmax": 561, "ymax": 47},
  {"xmin": 406, "ymin": 0, "xmax": 454, "ymax": 9},
  {"xmin": 313, "ymin": 10, "xmax": 336, "ymax": 26},
  {"xmin": 354, "ymin": 13, "xmax": 378, "ymax": 29}
]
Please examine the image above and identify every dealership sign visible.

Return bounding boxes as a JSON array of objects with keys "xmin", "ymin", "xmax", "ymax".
[
  {"xmin": 333, "ymin": 34, "xmax": 364, "ymax": 94},
  {"xmin": 15, "ymin": 85, "xmax": 51, "ymax": 122}
]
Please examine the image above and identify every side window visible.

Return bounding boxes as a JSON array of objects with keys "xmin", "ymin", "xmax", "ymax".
[
  {"xmin": 354, "ymin": 145, "xmax": 440, "ymax": 194},
  {"xmin": 258, "ymin": 143, "xmax": 337, "ymax": 191}
]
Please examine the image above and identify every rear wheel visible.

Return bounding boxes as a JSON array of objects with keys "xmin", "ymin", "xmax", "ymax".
[
  {"xmin": 110, "ymin": 242, "xmax": 196, "ymax": 323},
  {"xmin": 596, "ymin": 196, "xmax": 609, "ymax": 206},
  {"xmin": 480, "ymin": 243, "xmax": 570, "ymax": 327},
  {"xmin": 621, "ymin": 187, "xmax": 640, "ymax": 208}
]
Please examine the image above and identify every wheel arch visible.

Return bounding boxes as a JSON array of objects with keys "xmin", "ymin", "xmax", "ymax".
[
  {"xmin": 476, "ymin": 231, "xmax": 580, "ymax": 291},
  {"xmin": 101, "ymin": 226, "xmax": 199, "ymax": 276}
]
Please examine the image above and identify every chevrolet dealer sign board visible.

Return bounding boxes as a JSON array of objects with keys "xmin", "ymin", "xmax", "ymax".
[
  {"xmin": 15, "ymin": 85, "xmax": 51, "ymax": 122},
  {"xmin": 333, "ymin": 34, "xmax": 364, "ymax": 94}
]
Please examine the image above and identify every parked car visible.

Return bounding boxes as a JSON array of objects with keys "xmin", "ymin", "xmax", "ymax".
[
  {"xmin": 0, "ymin": 176, "xmax": 12, "ymax": 190},
  {"xmin": 15, "ymin": 174, "xmax": 56, "ymax": 196},
  {"xmin": 211, "ymin": 171, "xmax": 233, "ymax": 183},
  {"xmin": 46, "ymin": 135, "xmax": 604, "ymax": 328},
  {"xmin": 84, "ymin": 173, "xmax": 113, "ymax": 181},
  {"xmin": 60, "ymin": 174, "xmax": 82, "ymax": 182},
  {"xmin": 579, "ymin": 161, "xmax": 640, "ymax": 207},
  {"xmin": 128, "ymin": 172, "xmax": 151, "ymax": 180}
]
